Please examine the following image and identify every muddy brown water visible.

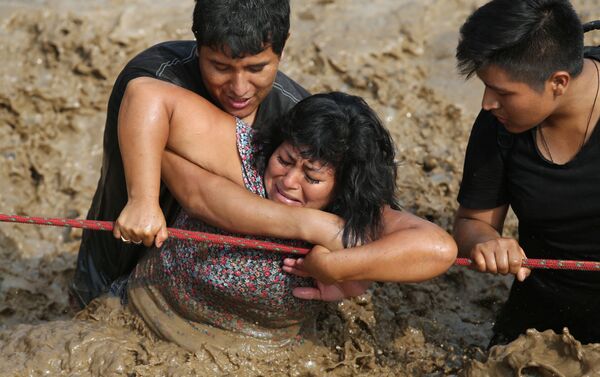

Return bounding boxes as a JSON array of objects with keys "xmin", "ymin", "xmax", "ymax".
[{"xmin": 1, "ymin": 0, "xmax": 600, "ymax": 375}]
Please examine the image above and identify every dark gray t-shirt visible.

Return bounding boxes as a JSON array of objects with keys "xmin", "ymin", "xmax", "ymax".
[{"xmin": 71, "ymin": 41, "xmax": 310, "ymax": 305}]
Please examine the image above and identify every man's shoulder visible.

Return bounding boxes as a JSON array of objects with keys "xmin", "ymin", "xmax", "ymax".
[
  {"xmin": 466, "ymin": 110, "xmax": 506, "ymax": 154},
  {"xmin": 585, "ymin": 45, "xmax": 600, "ymax": 62},
  {"xmin": 115, "ymin": 40, "xmax": 203, "ymax": 94},
  {"xmin": 255, "ymin": 71, "xmax": 309, "ymax": 122},
  {"xmin": 471, "ymin": 110, "xmax": 499, "ymax": 136},
  {"xmin": 271, "ymin": 71, "xmax": 310, "ymax": 105},
  {"xmin": 126, "ymin": 41, "xmax": 198, "ymax": 77}
]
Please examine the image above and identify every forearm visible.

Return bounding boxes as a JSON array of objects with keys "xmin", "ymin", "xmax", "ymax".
[
  {"xmin": 322, "ymin": 223, "xmax": 457, "ymax": 283},
  {"xmin": 314, "ymin": 209, "xmax": 457, "ymax": 283},
  {"xmin": 162, "ymin": 151, "xmax": 344, "ymax": 248},
  {"xmin": 453, "ymin": 217, "xmax": 502, "ymax": 258},
  {"xmin": 452, "ymin": 205, "xmax": 508, "ymax": 258}
]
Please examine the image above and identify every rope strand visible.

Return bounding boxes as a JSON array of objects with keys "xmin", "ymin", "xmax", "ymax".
[{"xmin": 1, "ymin": 213, "xmax": 599, "ymax": 271}]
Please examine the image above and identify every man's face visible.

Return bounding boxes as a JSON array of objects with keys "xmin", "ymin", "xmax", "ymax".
[
  {"xmin": 477, "ymin": 64, "xmax": 557, "ymax": 133},
  {"xmin": 198, "ymin": 45, "xmax": 281, "ymax": 124}
]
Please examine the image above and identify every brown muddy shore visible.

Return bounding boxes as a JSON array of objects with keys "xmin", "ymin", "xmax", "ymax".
[{"xmin": 1, "ymin": 0, "xmax": 600, "ymax": 376}]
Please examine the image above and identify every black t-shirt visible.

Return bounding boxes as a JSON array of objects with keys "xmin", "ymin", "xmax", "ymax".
[
  {"xmin": 457, "ymin": 51, "xmax": 600, "ymax": 343},
  {"xmin": 71, "ymin": 41, "xmax": 310, "ymax": 305},
  {"xmin": 458, "ymin": 110, "xmax": 600, "ymax": 288}
]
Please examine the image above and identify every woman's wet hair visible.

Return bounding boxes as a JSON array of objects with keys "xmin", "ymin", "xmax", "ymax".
[
  {"xmin": 192, "ymin": 0, "xmax": 290, "ymax": 58},
  {"xmin": 456, "ymin": 0, "xmax": 584, "ymax": 89},
  {"xmin": 254, "ymin": 92, "xmax": 399, "ymax": 247}
]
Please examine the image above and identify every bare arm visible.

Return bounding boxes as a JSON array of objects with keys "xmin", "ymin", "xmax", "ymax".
[
  {"xmin": 161, "ymin": 150, "xmax": 345, "ymax": 250},
  {"xmin": 284, "ymin": 206, "xmax": 458, "ymax": 283},
  {"xmin": 453, "ymin": 204, "xmax": 530, "ymax": 281},
  {"xmin": 115, "ymin": 77, "xmax": 245, "ymax": 245},
  {"xmin": 119, "ymin": 77, "xmax": 243, "ymax": 189}
]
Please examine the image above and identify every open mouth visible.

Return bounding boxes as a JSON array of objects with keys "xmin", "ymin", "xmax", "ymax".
[{"xmin": 227, "ymin": 96, "xmax": 251, "ymax": 110}]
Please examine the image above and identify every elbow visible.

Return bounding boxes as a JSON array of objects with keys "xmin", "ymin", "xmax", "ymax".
[
  {"xmin": 430, "ymin": 229, "xmax": 459, "ymax": 276},
  {"xmin": 180, "ymin": 200, "xmax": 202, "ymax": 220},
  {"xmin": 179, "ymin": 193, "xmax": 209, "ymax": 222}
]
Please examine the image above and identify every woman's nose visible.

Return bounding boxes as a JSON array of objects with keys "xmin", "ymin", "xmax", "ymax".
[{"xmin": 281, "ymin": 168, "xmax": 301, "ymax": 189}]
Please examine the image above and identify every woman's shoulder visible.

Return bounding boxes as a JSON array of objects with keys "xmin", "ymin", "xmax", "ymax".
[{"xmin": 235, "ymin": 119, "xmax": 266, "ymax": 197}]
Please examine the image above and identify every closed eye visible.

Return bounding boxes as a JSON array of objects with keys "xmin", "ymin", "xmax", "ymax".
[
  {"xmin": 277, "ymin": 155, "xmax": 292, "ymax": 166},
  {"xmin": 304, "ymin": 174, "xmax": 321, "ymax": 184},
  {"xmin": 247, "ymin": 64, "xmax": 267, "ymax": 73},
  {"xmin": 212, "ymin": 62, "xmax": 229, "ymax": 72}
]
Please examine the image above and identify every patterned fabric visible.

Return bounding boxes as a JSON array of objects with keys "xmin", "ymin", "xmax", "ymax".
[{"xmin": 129, "ymin": 119, "xmax": 322, "ymax": 339}]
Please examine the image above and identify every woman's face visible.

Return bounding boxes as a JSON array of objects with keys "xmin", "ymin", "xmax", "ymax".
[{"xmin": 264, "ymin": 142, "xmax": 336, "ymax": 209}]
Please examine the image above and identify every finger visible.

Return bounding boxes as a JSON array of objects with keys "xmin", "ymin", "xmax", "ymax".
[
  {"xmin": 482, "ymin": 250, "xmax": 498, "ymax": 274},
  {"xmin": 282, "ymin": 258, "xmax": 297, "ymax": 267},
  {"xmin": 292, "ymin": 287, "xmax": 322, "ymax": 300},
  {"xmin": 509, "ymin": 245, "xmax": 527, "ymax": 276},
  {"xmin": 155, "ymin": 226, "xmax": 168, "ymax": 248},
  {"xmin": 133, "ymin": 223, "xmax": 154, "ymax": 246},
  {"xmin": 282, "ymin": 258, "xmax": 304, "ymax": 268},
  {"xmin": 282, "ymin": 265, "xmax": 310, "ymax": 277},
  {"xmin": 507, "ymin": 252, "xmax": 524, "ymax": 275},
  {"xmin": 516, "ymin": 267, "xmax": 531, "ymax": 282},
  {"xmin": 141, "ymin": 231, "xmax": 155, "ymax": 248},
  {"xmin": 471, "ymin": 251, "xmax": 488, "ymax": 272},
  {"xmin": 120, "ymin": 234, "xmax": 132, "ymax": 244},
  {"xmin": 495, "ymin": 249, "xmax": 510, "ymax": 274},
  {"xmin": 113, "ymin": 225, "xmax": 122, "ymax": 239}
]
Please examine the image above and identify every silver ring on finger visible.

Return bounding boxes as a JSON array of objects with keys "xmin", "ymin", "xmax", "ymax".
[
  {"xmin": 132, "ymin": 239, "xmax": 143, "ymax": 245},
  {"xmin": 120, "ymin": 235, "xmax": 131, "ymax": 243}
]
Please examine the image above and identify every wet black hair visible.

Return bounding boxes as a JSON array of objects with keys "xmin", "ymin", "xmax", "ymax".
[
  {"xmin": 254, "ymin": 92, "xmax": 399, "ymax": 247},
  {"xmin": 192, "ymin": 0, "xmax": 290, "ymax": 58},
  {"xmin": 456, "ymin": 0, "xmax": 584, "ymax": 88}
]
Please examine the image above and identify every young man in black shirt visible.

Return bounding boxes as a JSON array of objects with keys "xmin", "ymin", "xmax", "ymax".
[{"xmin": 454, "ymin": 0, "xmax": 600, "ymax": 345}]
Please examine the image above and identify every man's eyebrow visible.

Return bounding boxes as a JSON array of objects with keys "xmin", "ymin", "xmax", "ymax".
[
  {"xmin": 209, "ymin": 58, "xmax": 228, "ymax": 65},
  {"xmin": 246, "ymin": 62, "xmax": 269, "ymax": 68},
  {"xmin": 485, "ymin": 83, "xmax": 512, "ymax": 93}
]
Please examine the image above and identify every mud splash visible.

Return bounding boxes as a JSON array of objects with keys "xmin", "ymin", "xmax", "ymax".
[
  {"xmin": 0, "ymin": 0, "xmax": 599, "ymax": 375},
  {"xmin": 463, "ymin": 329, "xmax": 600, "ymax": 377}
]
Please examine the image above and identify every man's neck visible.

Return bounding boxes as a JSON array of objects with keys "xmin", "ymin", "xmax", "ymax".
[{"xmin": 546, "ymin": 59, "xmax": 599, "ymax": 131}]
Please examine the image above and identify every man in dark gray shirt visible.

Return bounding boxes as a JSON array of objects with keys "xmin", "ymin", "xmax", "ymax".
[{"xmin": 70, "ymin": 0, "xmax": 309, "ymax": 307}]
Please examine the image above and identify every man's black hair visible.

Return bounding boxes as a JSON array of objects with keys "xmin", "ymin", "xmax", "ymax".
[
  {"xmin": 192, "ymin": 0, "xmax": 290, "ymax": 58},
  {"xmin": 254, "ymin": 92, "xmax": 399, "ymax": 248},
  {"xmin": 456, "ymin": 0, "xmax": 584, "ymax": 88}
]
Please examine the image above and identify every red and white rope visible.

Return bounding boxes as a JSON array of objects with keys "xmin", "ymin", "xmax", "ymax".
[{"xmin": 2, "ymin": 213, "xmax": 599, "ymax": 271}]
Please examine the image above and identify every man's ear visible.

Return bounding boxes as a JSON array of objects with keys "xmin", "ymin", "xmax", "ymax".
[{"xmin": 549, "ymin": 71, "xmax": 571, "ymax": 97}]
